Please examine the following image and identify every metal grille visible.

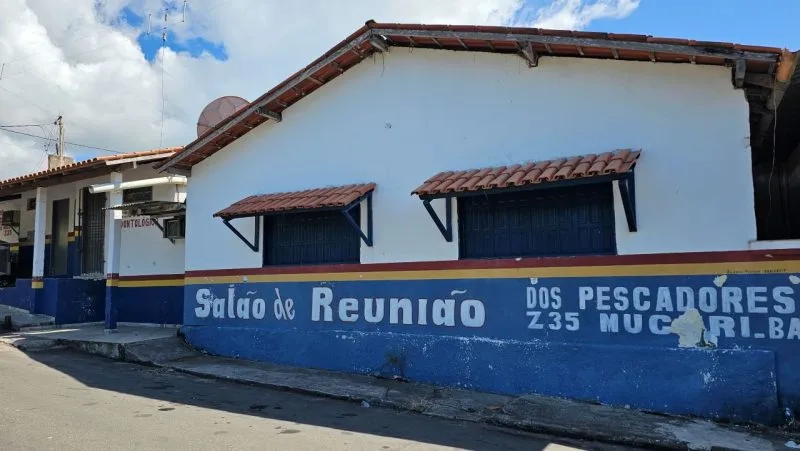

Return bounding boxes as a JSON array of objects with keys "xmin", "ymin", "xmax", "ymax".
[
  {"xmin": 82, "ymin": 188, "xmax": 106, "ymax": 274},
  {"xmin": 458, "ymin": 183, "xmax": 616, "ymax": 259},
  {"xmin": 0, "ymin": 243, "xmax": 10, "ymax": 276},
  {"xmin": 264, "ymin": 209, "xmax": 360, "ymax": 266}
]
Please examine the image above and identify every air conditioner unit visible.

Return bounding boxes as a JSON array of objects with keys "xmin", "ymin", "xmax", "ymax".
[
  {"xmin": 163, "ymin": 216, "xmax": 185, "ymax": 240},
  {"xmin": 1, "ymin": 210, "xmax": 20, "ymax": 227}
]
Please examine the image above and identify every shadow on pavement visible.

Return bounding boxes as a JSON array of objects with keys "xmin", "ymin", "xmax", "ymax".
[{"xmin": 17, "ymin": 347, "xmax": 611, "ymax": 451}]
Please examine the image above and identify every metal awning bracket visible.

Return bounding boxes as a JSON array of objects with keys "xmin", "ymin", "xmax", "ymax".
[
  {"xmin": 222, "ymin": 216, "xmax": 260, "ymax": 252},
  {"xmin": 341, "ymin": 192, "xmax": 373, "ymax": 246},
  {"xmin": 422, "ymin": 196, "xmax": 453, "ymax": 242},
  {"xmin": 617, "ymin": 172, "xmax": 637, "ymax": 232}
]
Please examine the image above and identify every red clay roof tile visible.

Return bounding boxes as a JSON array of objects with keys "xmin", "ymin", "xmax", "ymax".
[
  {"xmin": 214, "ymin": 183, "xmax": 376, "ymax": 219},
  {"xmin": 412, "ymin": 149, "xmax": 640, "ymax": 197},
  {"xmin": 0, "ymin": 147, "xmax": 182, "ymax": 193}
]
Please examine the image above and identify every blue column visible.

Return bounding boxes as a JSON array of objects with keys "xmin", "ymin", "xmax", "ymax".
[{"xmin": 104, "ymin": 276, "xmax": 118, "ymax": 329}]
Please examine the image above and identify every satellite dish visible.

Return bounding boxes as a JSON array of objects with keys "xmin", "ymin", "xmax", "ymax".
[{"xmin": 196, "ymin": 96, "xmax": 249, "ymax": 137}]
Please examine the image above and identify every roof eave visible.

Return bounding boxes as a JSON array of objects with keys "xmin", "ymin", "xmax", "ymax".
[
  {"xmin": 159, "ymin": 21, "xmax": 787, "ymax": 172},
  {"xmin": 0, "ymin": 155, "xmax": 175, "ymax": 196}
]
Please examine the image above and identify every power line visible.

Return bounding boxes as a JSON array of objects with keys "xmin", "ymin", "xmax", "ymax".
[
  {"xmin": 0, "ymin": 127, "xmax": 123, "ymax": 154},
  {"xmin": 0, "ymin": 85, "xmax": 53, "ymax": 116},
  {"xmin": 64, "ymin": 140, "xmax": 123, "ymax": 154},
  {"xmin": 0, "ymin": 123, "xmax": 53, "ymax": 128},
  {"xmin": 0, "ymin": 127, "xmax": 52, "ymax": 140}
]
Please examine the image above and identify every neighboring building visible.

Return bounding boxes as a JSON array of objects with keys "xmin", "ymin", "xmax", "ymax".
[
  {"xmin": 158, "ymin": 22, "xmax": 800, "ymax": 425},
  {"xmin": 0, "ymin": 148, "xmax": 186, "ymax": 325}
]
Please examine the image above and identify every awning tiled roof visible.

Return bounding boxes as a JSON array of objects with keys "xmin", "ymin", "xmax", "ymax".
[
  {"xmin": 214, "ymin": 183, "xmax": 376, "ymax": 219},
  {"xmin": 412, "ymin": 149, "xmax": 640, "ymax": 197},
  {"xmin": 105, "ymin": 200, "xmax": 186, "ymax": 217}
]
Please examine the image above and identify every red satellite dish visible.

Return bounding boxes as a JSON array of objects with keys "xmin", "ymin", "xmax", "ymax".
[{"xmin": 196, "ymin": 96, "xmax": 249, "ymax": 137}]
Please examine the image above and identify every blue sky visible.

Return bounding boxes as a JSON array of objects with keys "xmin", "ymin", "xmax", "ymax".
[
  {"xmin": 582, "ymin": 0, "xmax": 799, "ymax": 49},
  {"xmin": 119, "ymin": 6, "xmax": 228, "ymax": 61},
  {"xmin": 121, "ymin": 1, "xmax": 799, "ymax": 65}
]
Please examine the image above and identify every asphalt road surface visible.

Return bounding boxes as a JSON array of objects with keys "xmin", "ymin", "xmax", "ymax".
[{"xmin": 0, "ymin": 343, "xmax": 635, "ymax": 451}]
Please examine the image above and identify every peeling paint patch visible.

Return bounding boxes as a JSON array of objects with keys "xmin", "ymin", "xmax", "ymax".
[
  {"xmin": 670, "ymin": 309, "xmax": 716, "ymax": 348},
  {"xmin": 670, "ymin": 309, "xmax": 705, "ymax": 347}
]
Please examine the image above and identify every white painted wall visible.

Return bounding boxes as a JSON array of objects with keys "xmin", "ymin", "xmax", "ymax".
[
  {"xmin": 118, "ymin": 165, "xmax": 186, "ymax": 276},
  {"xmin": 185, "ymin": 49, "xmax": 754, "ymax": 271}
]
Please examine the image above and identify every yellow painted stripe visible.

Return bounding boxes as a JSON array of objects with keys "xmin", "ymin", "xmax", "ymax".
[
  {"xmin": 9, "ymin": 245, "xmax": 19, "ymax": 252},
  {"xmin": 185, "ymin": 260, "xmax": 800, "ymax": 285},
  {"xmin": 118, "ymin": 279, "xmax": 185, "ymax": 288},
  {"xmin": 106, "ymin": 279, "xmax": 118, "ymax": 287},
  {"xmin": 67, "ymin": 236, "xmax": 75, "ymax": 242},
  {"xmin": 31, "ymin": 281, "xmax": 43, "ymax": 289}
]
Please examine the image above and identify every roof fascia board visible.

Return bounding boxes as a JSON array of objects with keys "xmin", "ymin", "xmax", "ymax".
[
  {"xmin": 105, "ymin": 154, "xmax": 174, "ymax": 166},
  {"xmin": 371, "ymin": 27, "xmax": 780, "ymax": 62},
  {"xmin": 0, "ymin": 194, "xmax": 22, "ymax": 203},
  {"xmin": 160, "ymin": 30, "xmax": 373, "ymax": 171}
]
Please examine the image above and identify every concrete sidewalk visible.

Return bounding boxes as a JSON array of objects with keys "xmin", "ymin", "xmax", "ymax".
[
  {"xmin": 0, "ymin": 304, "xmax": 54, "ymax": 330},
  {"xmin": 1, "ymin": 326, "xmax": 795, "ymax": 451}
]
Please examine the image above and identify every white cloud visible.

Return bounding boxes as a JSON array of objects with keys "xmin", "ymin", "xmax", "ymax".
[
  {"xmin": 520, "ymin": 0, "xmax": 640, "ymax": 29},
  {"xmin": 0, "ymin": 0, "xmax": 638, "ymax": 180}
]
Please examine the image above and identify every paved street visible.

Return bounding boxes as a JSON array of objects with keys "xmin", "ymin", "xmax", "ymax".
[{"xmin": 0, "ymin": 344, "xmax": 633, "ymax": 451}]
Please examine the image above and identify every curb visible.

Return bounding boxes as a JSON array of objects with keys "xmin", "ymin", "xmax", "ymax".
[
  {"xmin": 164, "ymin": 364, "xmax": 385, "ymax": 404},
  {"xmin": 484, "ymin": 415, "xmax": 685, "ymax": 450},
  {"xmin": 163, "ymin": 364, "xmax": 686, "ymax": 451}
]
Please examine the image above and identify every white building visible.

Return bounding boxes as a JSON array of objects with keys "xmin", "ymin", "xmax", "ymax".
[
  {"xmin": 156, "ymin": 21, "xmax": 800, "ymax": 425},
  {"xmin": 0, "ymin": 148, "xmax": 186, "ymax": 325}
]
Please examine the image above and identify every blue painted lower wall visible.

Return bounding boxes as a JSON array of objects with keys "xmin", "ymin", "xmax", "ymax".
[
  {"xmin": 113, "ymin": 285, "xmax": 183, "ymax": 325},
  {"xmin": 0, "ymin": 279, "xmax": 34, "ymax": 311},
  {"xmin": 0, "ymin": 278, "xmax": 182, "ymax": 326},
  {"xmin": 37, "ymin": 279, "xmax": 105, "ymax": 324},
  {"xmin": 181, "ymin": 268, "xmax": 800, "ymax": 425},
  {"xmin": 183, "ymin": 327, "xmax": 778, "ymax": 423}
]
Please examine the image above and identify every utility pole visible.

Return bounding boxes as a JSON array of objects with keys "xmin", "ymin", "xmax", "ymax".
[
  {"xmin": 48, "ymin": 115, "xmax": 73, "ymax": 169},
  {"xmin": 55, "ymin": 115, "xmax": 64, "ymax": 157}
]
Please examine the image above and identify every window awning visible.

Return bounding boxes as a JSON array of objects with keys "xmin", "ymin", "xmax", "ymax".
[
  {"xmin": 105, "ymin": 200, "xmax": 186, "ymax": 217},
  {"xmin": 411, "ymin": 149, "xmax": 640, "ymax": 198},
  {"xmin": 411, "ymin": 150, "xmax": 641, "ymax": 240},
  {"xmin": 214, "ymin": 183, "xmax": 376, "ymax": 220},
  {"xmin": 214, "ymin": 183, "xmax": 376, "ymax": 252}
]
